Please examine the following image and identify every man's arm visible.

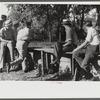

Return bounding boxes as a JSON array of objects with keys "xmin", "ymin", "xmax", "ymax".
[
  {"xmin": 0, "ymin": 37, "xmax": 12, "ymax": 43},
  {"xmin": 72, "ymin": 40, "xmax": 89, "ymax": 53},
  {"xmin": 63, "ymin": 40, "xmax": 72, "ymax": 47}
]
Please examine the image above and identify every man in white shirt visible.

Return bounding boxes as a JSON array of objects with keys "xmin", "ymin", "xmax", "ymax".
[
  {"xmin": 10, "ymin": 20, "xmax": 32, "ymax": 72},
  {"xmin": 73, "ymin": 20, "xmax": 100, "ymax": 80}
]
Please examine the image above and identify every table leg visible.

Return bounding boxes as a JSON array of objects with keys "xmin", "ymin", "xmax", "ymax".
[
  {"xmin": 45, "ymin": 53, "xmax": 51, "ymax": 73},
  {"xmin": 71, "ymin": 55, "xmax": 75, "ymax": 76},
  {"xmin": 41, "ymin": 50, "xmax": 44, "ymax": 81}
]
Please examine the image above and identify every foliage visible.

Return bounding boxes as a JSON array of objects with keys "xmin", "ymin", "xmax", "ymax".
[{"xmin": 6, "ymin": 4, "xmax": 98, "ymax": 42}]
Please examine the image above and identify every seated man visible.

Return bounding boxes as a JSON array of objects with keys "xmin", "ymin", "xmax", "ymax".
[
  {"xmin": 73, "ymin": 20, "xmax": 100, "ymax": 80},
  {"xmin": 0, "ymin": 19, "xmax": 15, "ymax": 72},
  {"xmin": 49, "ymin": 19, "xmax": 78, "ymax": 73}
]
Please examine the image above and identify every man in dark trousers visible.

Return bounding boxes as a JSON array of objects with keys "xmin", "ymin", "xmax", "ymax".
[{"xmin": 49, "ymin": 19, "xmax": 78, "ymax": 73}]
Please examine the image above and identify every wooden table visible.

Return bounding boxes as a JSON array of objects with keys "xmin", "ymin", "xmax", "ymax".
[{"xmin": 28, "ymin": 47, "xmax": 75, "ymax": 79}]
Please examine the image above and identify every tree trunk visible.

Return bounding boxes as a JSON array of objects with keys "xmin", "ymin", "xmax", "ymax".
[
  {"xmin": 81, "ymin": 6, "xmax": 85, "ymax": 29},
  {"xmin": 47, "ymin": 7, "xmax": 52, "ymax": 42},
  {"xmin": 97, "ymin": 6, "xmax": 100, "ymax": 27}
]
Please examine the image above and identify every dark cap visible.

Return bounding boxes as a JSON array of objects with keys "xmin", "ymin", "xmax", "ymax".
[{"xmin": 1, "ymin": 15, "xmax": 7, "ymax": 19}]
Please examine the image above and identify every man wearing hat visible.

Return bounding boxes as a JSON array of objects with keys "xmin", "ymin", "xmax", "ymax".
[
  {"xmin": 73, "ymin": 20, "xmax": 100, "ymax": 80},
  {"xmin": 0, "ymin": 19, "xmax": 15, "ymax": 72},
  {"xmin": 49, "ymin": 19, "xmax": 78, "ymax": 74},
  {"xmin": 0, "ymin": 15, "xmax": 7, "ymax": 29}
]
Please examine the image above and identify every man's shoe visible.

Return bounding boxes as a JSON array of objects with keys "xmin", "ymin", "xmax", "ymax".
[
  {"xmin": 48, "ymin": 69, "xmax": 55, "ymax": 74},
  {"xmin": 50, "ymin": 60, "xmax": 60, "ymax": 65},
  {"xmin": 81, "ymin": 74, "xmax": 95, "ymax": 81}
]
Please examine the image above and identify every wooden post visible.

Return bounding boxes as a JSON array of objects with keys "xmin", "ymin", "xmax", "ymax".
[
  {"xmin": 41, "ymin": 50, "xmax": 44, "ymax": 81},
  {"xmin": 45, "ymin": 53, "xmax": 51, "ymax": 73},
  {"xmin": 72, "ymin": 55, "xmax": 75, "ymax": 76},
  {"xmin": 46, "ymin": 53, "xmax": 49, "ymax": 71},
  {"xmin": 72, "ymin": 67, "xmax": 77, "ymax": 81}
]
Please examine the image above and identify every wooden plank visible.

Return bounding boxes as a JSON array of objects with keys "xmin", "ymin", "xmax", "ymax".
[
  {"xmin": 45, "ymin": 53, "xmax": 51, "ymax": 73},
  {"xmin": 41, "ymin": 50, "xmax": 44, "ymax": 81},
  {"xmin": 45, "ymin": 53, "xmax": 49, "ymax": 72},
  {"xmin": 72, "ymin": 56, "xmax": 75, "ymax": 76}
]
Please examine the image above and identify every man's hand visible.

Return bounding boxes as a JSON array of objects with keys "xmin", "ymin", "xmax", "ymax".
[
  {"xmin": 8, "ymin": 40, "xmax": 13, "ymax": 43},
  {"xmin": 63, "ymin": 40, "xmax": 72, "ymax": 47},
  {"xmin": 63, "ymin": 43, "xmax": 68, "ymax": 47},
  {"xmin": 72, "ymin": 48, "xmax": 78, "ymax": 53}
]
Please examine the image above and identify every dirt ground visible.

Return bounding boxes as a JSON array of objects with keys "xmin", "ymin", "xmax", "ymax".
[
  {"xmin": 0, "ymin": 59, "xmax": 100, "ymax": 81},
  {"xmin": 0, "ymin": 68, "xmax": 72, "ymax": 81}
]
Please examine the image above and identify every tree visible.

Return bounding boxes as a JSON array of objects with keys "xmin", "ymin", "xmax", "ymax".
[{"xmin": 7, "ymin": 4, "xmax": 98, "ymax": 42}]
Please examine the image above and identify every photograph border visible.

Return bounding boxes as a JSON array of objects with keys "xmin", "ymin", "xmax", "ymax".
[{"xmin": 0, "ymin": 0, "xmax": 100, "ymax": 99}]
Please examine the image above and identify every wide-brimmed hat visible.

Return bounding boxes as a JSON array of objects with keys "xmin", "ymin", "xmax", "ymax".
[
  {"xmin": 62, "ymin": 19, "xmax": 71, "ymax": 25},
  {"xmin": 5, "ymin": 19, "xmax": 12, "ymax": 27}
]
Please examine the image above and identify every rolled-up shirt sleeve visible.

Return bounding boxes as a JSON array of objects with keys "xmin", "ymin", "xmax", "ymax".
[{"xmin": 0, "ymin": 28, "xmax": 4, "ymax": 38}]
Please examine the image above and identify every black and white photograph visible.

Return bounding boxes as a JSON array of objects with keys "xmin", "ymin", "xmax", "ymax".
[
  {"xmin": 0, "ymin": 2, "xmax": 100, "ymax": 81},
  {"xmin": 1, "ymin": 1, "xmax": 100, "ymax": 98}
]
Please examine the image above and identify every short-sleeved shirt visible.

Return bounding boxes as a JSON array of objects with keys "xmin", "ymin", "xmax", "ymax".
[
  {"xmin": 17, "ymin": 27, "xmax": 32, "ymax": 42},
  {"xmin": 0, "ymin": 27, "xmax": 14, "ymax": 40},
  {"xmin": 86, "ymin": 27, "xmax": 100, "ymax": 45}
]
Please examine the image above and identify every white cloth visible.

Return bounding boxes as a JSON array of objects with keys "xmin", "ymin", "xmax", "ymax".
[
  {"xmin": 86, "ymin": 27, "xmax": 100, "ymax": 45},
  {"xmin": 17, "ymin": 27, "xmax": 31, "ymax": 42}
]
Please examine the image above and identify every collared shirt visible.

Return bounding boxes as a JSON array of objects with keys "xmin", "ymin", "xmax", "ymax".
[
  {"xmin": 0, "ymin": 27, "xmax": 14, "ymax": 40},
  {"xmin": 86, "ymin": 27, "xmax": 100, "ymax": 45},
  {"xmin": 17, "ymin": 27, "xmax": 32, "ymax": 42}
]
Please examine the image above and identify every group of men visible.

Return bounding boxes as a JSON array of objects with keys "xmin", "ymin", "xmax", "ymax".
[
  {"xmin": 0, "ymin": 15, "xmax": 32, "ymax": 73},
  {"xmin": 50, "ymin": 19, "xmax": 100, "ymax": 81},
  {"xmin": 0, "ymin": 14, "xmax": 100, "ymax": 81}
]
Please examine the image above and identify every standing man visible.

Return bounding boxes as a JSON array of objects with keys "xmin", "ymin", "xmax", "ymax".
[
  {"xmin": 0, "ymin": 19, "xmax": 15, "ymax": 72},
  {"xmin": 10, "ymin": 20, "xmax": 32, "ymax": 72},
  {"xmin": 73, "ymin": 20, "xmax": 100, "ymax": 80},
  {"xmin": 0, "ymin": 15, "xmax": 7, "ymax": 29},
  {"xmin": 49, "ymin": 19, "xmax": 78, "ymax": 73}
]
